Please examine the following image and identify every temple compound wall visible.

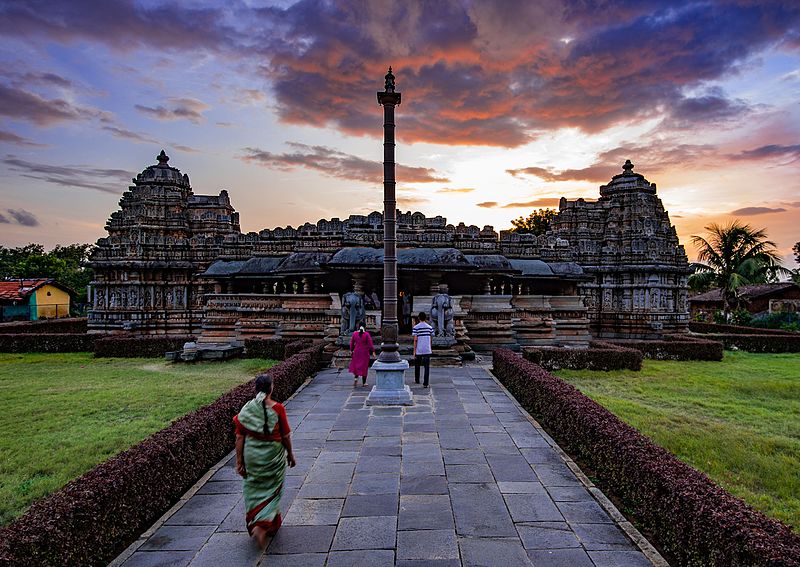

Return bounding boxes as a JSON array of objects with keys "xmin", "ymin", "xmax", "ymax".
[{"xmin": 88, "ymin": 153, "xmax": 689, "ymax": 351}]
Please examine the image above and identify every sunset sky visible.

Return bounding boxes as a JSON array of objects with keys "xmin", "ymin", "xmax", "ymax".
[{"xmin": 0, "ymin": 0, "xmax": 798, "ymax": 267}]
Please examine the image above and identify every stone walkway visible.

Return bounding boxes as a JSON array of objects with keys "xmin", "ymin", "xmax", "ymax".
[{"xmin": 113, "ymin": 366, "xmax": 662, "ymax": 566}]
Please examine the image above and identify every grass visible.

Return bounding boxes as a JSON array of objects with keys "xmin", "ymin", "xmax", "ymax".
[
  {"xmin": 0, "ymin": 352, "xmax": 276, "ymax": 526},
  {"xmin": 554, "ymin": 351, "xmax": 800, "ymax": 531}
]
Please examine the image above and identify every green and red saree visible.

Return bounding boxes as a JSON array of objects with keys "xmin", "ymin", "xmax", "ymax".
[{"xmin": 233, "ymin": 398, "xmax": 291, "ymax": 535}]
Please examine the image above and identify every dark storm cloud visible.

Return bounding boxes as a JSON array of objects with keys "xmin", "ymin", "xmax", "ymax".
[
  {"xmin": 0, "ymin": 129, "xmax": 44, "ymax": 147},
  {"xmin": 135, "ymin": 98, "xmax": 209, "ymax": 124},
  {"xmin": 3, "ymin": 156, "xmax": 131, "ymax": 194},
  {"xmin": 6, "ymin": 208, "xmax": 39, "ymax": 226},
  {"xmin": 241, "ymin": 143, "xmax": 449, "ymax": 184},
  {"xmin": 729, "ymin": 207, "xmax": 787, "ymax": 216},
  {"xmin": 0, "ymin": 0, "xmax": 234, "ymax": 52},
  {"xmin": 2, "ymin": 1, "xmax": 799, "ymax": 146},
  {"xmin": 0, "ymin": 84, "xmax": 111, "ymax": 126},
  {"xmin": 731, "ymin": 144, "xmax": 800, "ymax": 161}
]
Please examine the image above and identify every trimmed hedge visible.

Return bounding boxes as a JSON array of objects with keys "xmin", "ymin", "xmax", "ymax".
[
  {"xmin": 492, "ymin": 348, "xmax": 800, "ymax": 566},
  {"xmin": 523, "ymin": 340, "xmax": 642, "ymax": 371},
  {"xmin": 608, "ymin": 335, "xmax": 724, "ymax": 361},
  {"xmin": 701, "ymin": 333, "xmax": 800, "ymax": 354},
  {"xmin": 689, "ymin": 322, "xmax": 796, "ymax": 336},
  {"xmin": 243, "ymin": 337, "xmax": 290, "ymax": 360},
  {"xmin": 0, "ymin": 342, "xmax": 325, "ymax": 567},
  {"xmin": 284, "ymin": 338, "xmax": 314, "ymax": 359},
  {"xmin": 93, "ymin": 335, "xmax": 196, "ymax": 358},
  {"xmin": 0, "ymin": 317, "xmax": 87, "ymax": 334},
  {"xmin": 0, "ymin": 333, "xmax": 94, "ymax": 353}
]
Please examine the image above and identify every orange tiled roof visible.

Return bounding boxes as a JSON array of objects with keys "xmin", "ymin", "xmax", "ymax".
[{"xmin": 0, "ymin": 279, "xmax": 52, "ymax": 301}]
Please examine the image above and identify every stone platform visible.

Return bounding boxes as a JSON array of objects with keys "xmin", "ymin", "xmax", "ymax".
[{"xmin": 112, "ymin": 366, "xmax": 663, "ymax": 567}]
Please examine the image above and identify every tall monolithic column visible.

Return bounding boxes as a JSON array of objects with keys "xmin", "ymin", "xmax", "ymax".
[
  {"xmin": 377, "ymin": 66, "xmax": 402, "ymax": 364},
  {"xmin": 368, "ymin": 67, "xmax": 412, "ymax": 406}
]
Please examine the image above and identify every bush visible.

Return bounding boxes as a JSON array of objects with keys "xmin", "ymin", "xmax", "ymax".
[
  {"xmin": 0, "ymin": 344, "xmax": 325, "ymax": 567},
  {"xmin": 731, "ymin": 309, "xmax": 754, "ymax": 326},
  {"xmin": 607, "ymin": 335, "xmax": 724, "ymax": 361},
  {"xmin": 243, "ymin": 337, "xmax": 289, "ymax": 360},
  {"xmin": 0, "ymin": 333, "xmax": 94, "ymax": 353},
  {"xmin": 492, "ymin": 349, "xmax": 800, "ymax": 566},
  {"xmin": 702, "ymin": 333, "xmax": 800, "ymax": 353},
  {"xmin": 689, "ymin": 322, "xmax": 796, "ymax": 335},
  {"xmin": 93, "ymin": 335, "xmax": 196, "ymax": 358},
  {"xmin": 751, "ymin": 312, "xmax": 800, "ymax": 332},
  {"xmin": 523, "ymin": 340, "xmax": 642, "ymax": 371},
  {"xmin": 284, "ymin": 338, "xmax": 313, "ymax": 359},
  {"xmin": 0, "ymin": 318, "xmax": 87, "ymax": 334}
]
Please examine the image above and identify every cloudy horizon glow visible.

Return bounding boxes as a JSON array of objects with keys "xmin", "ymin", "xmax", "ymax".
[{"xmin": 0, "ymin": 0, "xmax": 798, "ymax": 268}]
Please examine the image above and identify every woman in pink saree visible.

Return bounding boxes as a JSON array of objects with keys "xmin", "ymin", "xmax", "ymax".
[{"xmin": 348, "ymin": 323, "xmax": 374, "ymax": 387}]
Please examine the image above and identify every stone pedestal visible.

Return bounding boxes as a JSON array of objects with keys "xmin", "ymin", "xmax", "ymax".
[{"xmin": 366, "ymin": 359, "xmax": 413, "ymax": 406}]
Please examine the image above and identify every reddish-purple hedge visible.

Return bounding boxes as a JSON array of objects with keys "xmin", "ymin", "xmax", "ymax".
[
  {"xmin": 700, "ymin": 333, "xmax": 800, "ymax": 353},
  {"xmin": 523, "ymin": 340, "xmax": 642, "ymax": 371},
  {"xmin": 93, "ymin": 335, "xmax": 196, "ymax": 358},
  {"xmin": 0, "ymin": 342, "xmax": 325, "ymax": 567},
  {"xmin": 243, "ymin": 337, "xmax": 289, "ymax": 360},
  {"xmin": 0, "ymin": 333, "xmax": 94, "ymax": 353},
  {"xmin": 492, "ymin": 348, "xmax": 800, "ymax": 566},
  {"xmin": 0, "ymin": 317, "xmax": 87, "ymax": 334},
  {"xmin": 607, "ymin": 335, "xmax": 724, "ymax": 361},
  {"xmin": 284, "ymin": 338, "xmax": 314, "ymax": 359},
  {"xmin": 689, "ymin": 322, "xmax": 796, "ymax": 336}
]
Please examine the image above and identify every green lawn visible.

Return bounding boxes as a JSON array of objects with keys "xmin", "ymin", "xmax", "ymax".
[
  {"xmin": 554, "ymin": 351, "xmax": 800, "ymax": 531},
  {"xmin": 0, "ymin": 353, "xmax": 276, "ymax": 525}
]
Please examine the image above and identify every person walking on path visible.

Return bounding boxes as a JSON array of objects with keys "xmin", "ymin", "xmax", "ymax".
[
  {"xmin": 412, "ymin": 311, "xmax": 433, "ymax": 388},
  {"xmin": 349, "ymin": 322, "xmax": 375, "ymax": 387},
  {"xmin": 234, "ymin": 374, "xmax": 296, "ymax": 549}
]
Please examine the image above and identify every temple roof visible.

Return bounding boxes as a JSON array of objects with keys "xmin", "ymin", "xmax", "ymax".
[
  {"xmin": 464, "ymin": 254, "xmax": 515, "ymax": 272},
  {"xmin": 134, "ymin": 150, "xmax": 191, "ymax": 187},
  {"xmin": 508, "ymin": 259, "xmax": 555, "ymax": 277},
  {"xmin": 239, "ymin": 257, "xmax": 284, "ymax": 275},
  {"xmin": 201, "ymin": 260, "xmax": 246, "ymax": 276},
  {"xmin": 327, "ymin": 247, "xmax": 472, "ymax": 269}
]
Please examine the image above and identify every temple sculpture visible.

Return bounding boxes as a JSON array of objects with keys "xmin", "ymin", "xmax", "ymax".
[
  {"xmin": 88, "ymin": 152, "xmax": 689, "ymax": 359},
  {"xmin": 431, "ymin": 286, "xmax": 455, "ymax": 338}
]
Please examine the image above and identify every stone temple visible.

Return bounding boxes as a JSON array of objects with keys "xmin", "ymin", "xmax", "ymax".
[{"xmin": 87, "ymin": 152, "xmax": 689, "ymax": 361}]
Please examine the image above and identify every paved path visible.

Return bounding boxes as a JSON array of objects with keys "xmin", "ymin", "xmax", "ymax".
[{"xmin": 114, "ymin": 366, "xmax": 660, "ymax": 566}]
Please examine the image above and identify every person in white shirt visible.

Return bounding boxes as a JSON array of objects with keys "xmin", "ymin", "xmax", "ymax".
[{"xmin": 412, "ymin": 311, "xmax": 433, "ymax": 388}]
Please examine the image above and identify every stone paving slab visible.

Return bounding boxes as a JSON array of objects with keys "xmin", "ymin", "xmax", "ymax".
[{"xmin": 112, "ymin": 366, "xmax": 662, "ymax": 566}]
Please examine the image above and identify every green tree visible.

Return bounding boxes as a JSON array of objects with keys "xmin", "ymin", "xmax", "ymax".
[
  {"xmin": 0, "ymin": 243, "xmax": 95, "ymax": 305},
  {"xmin": 690, "ymin": 221, "xmax": 787, "ymax": 314},
  {"xmin": 510, "ymin": 208, "xmax": 557, "ymax": 235},
  {"xmin": 792, "ymin": 242, "xmax": 800, "ymax": 284}
]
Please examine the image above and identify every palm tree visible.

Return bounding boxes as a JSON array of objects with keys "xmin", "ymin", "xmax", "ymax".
[{"xmin": 690, "ymin": 221, "xmax": 787, "ymax": 314}]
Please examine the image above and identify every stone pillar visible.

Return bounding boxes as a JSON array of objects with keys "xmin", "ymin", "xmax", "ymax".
[{"xmin": 369, "ymin": 66, "xmax": 411, "ymax": 406}]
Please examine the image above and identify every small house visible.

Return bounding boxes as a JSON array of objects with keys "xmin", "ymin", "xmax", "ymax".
[
  {"xmin": 689, "ymin": 282, "xmax": 800, "ymax": 320},
  {"xmin": 0, "ymin": 279, "xmax": 73, "ymax": 321}
]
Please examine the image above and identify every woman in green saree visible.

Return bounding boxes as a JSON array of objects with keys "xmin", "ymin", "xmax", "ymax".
[{"xmin": 234, "ymin": 374, "xmax": 296, "ymax": 548}]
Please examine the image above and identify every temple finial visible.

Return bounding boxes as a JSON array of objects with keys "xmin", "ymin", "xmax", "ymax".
[
  {"xmin": 622, "ymin": 159, "xmax": 634, "ymax": 174},
  {"xmin": 157, "ymin": 149, "xmax": 169, "ymax": 165},
  {"xmin": 384, "ymin": 66, "xmax": 395, "ymax": 93}
]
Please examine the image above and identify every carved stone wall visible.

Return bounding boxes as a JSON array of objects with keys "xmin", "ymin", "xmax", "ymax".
[
  {"xmin": 87, "ymin": 151, "xmax": 240, "ymax": 334},
  {"xmin": 542, "ymin": 163, "xmax": 690, "ymax": 337}
]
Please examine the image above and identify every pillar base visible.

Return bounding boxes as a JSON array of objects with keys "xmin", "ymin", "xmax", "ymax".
[{"xmin": 366, "ymin": 359, "xmax": 413, "ymax": 406}]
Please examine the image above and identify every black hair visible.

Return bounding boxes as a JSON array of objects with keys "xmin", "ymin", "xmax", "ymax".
[
  {"xmin": 255, "ymin": 373, "xmax": 273, "ymax": 435},
  {"xmin": 255, "ymin": 373, "xmax": 273, "ymax": 394},
  {"xmin": 359, "ymin": 320, "xmax": 365, "ymax": 334},
  {"xmin": 418, "ymin": 311, "xmax": 427, "ymax": 321}
]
